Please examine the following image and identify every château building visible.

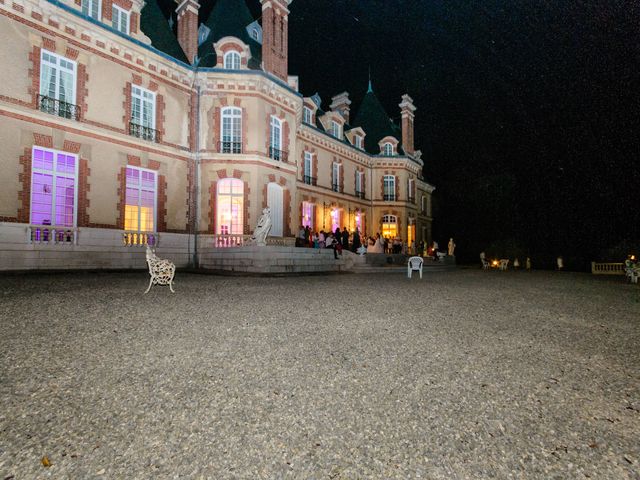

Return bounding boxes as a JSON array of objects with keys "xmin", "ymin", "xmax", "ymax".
[{"xmin": 0, "ymin": 0, "xmax": 434, "ymax": 270}]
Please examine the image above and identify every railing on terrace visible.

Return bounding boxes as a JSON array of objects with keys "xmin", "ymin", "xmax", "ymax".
[
  {"xmin": 383, "ymin": 194, "xmax": 396, "ymax": 201},
  {"xmin": 28, "ymin": 225, "xmax": 78, "ymax": 245},
  {"xmin": 218, "ymin": 141, "xmax": 243, "ymax": 154},
  {"xmin": 355, "ymin": 191, "xmax": 366, "ymax": 199},
  {"xmin": 303, "ymin": 175, "xmax": 317, "ymax": 186},
  {"xmin": 122, "ymin": 231, "xmax": 159, "ymax": 247},
  {"xmin": 206, "ymin": 235, "xmax": 296, "ymax": 248},
  {"xmin": 332, "ymin": 183, "xmax": 340, "ymax": 192},
  {"xmin": 38, "ymin": 95, "xmax": 81, "ymax": 121},
  {"xmin": 591, "ymin": 262, "xmax": 624, "ymax": 275},
  {"xmin": 269, "ymin": 146, "xmax": 288, "ymax": 162},
  {"xmin": 129, "ymin": 122, "xmax": 158, "ymax": 142}
]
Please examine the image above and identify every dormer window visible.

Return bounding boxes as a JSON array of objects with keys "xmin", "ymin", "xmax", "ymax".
[
  {"xmin": 331, "ymin": 121, "xmax": 341, "ymax": 139},
  {"xmin": 303, "ymin": 106, "xmax": 312, "ymax": 125},
  {"xmin": 251, "ymin": 29, "xmax": 259, "ymax": 41},
  {"xmin": 382, "ymin": 142, "xmax": 394, "ymax": 156},
  {"xmin": 112, "ymin": 5, "xmax": 130, "ymax": 34},
  {"xmin": 223, "ymin": 51, "xmax": 241, "ymax": 70},
  {"xmin": 355, "ymin": 136, "xmax": 363, "ymax": 149}
]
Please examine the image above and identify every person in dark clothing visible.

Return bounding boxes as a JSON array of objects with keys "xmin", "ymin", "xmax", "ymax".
[
  {"xmin": 341, "ymin": 227, "xmax": 349, "ymax": 251},
  {"xmin": 304, "ymin": 226, "xmax": 311, "ymax": 247},
  {"xmin": 335, "ymin": 227, "xmax": 342, "ymax": 246},
  {"xmin": 352, "ymin": 228, "xmax": 361, "ymax": 252}
]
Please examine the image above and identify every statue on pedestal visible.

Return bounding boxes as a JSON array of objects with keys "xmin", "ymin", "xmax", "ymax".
[
  {"xmin": 448, "ymin": 238, "xmax": 456, "ymax": 256},
  {"xmin": 249, "ymin": 208, "xmax": 272, "ymax": 246}
]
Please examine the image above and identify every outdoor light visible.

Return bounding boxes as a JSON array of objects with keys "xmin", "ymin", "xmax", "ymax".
[{"xmin": 492, "ymin": 260, "xmax": 499, "ymax": 267}]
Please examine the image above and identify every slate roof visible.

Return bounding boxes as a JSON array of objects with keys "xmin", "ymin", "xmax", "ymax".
[
  {"xmin": 352, "ymin": 87, "xmax": 402, "ymax": 155},
  {"xmin": 139, "ymin": 0, "xmax": 189, "ymax": 63},
  {"xmin": 196, "ymin": 0, "xmax": 262, "ymax": 68}
]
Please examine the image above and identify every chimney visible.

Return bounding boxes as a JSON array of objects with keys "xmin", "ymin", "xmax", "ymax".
[
  {"xmin": 260, "ymin": 0, "xmax": 293, "ymax": 81},
  {"xmin": 399, "ymin": 94, "xmax": 416, "ymax": 155},
  {"xmin": 330, "ymin": 92, "xmax": 351, "ymax": 124},
  {"xmin": 175, "ymin": 0, "xmax": 200, "ymax": 64}
]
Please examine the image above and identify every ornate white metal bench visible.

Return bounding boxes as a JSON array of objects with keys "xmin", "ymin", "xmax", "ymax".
[{"xmin": 145, "ymin": 246, "xmax": 175, "ymax": 294}]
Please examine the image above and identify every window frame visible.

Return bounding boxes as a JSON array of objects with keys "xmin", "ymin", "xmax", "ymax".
[
  {"xmin": 82, "ymin": 0, "xmax": 101, "ymax": 20},
  {"xmin": 124, "ymin": 166, "xmax": 157, "ymax": 233},
  {"xmin": 355, "ymin": 171, "xmax": 364, "ymax": 196},
  {"xmin": 302, "ymin": 201, "xmax": 314, "ymax": 229},
  {"xmin": 408, "ymin": 178, "xmax": 415, "ymax": 202},
  {"xmin": 112, "ymin": 4, "xmax": 130, "ymax": 34},
  {"xmin": 216, "ymin": 178, "xmax": 244, "ymax": 235},
  {"xmin": 355, "ymin": 135, "xmax": 363, "ymax": 149},
  {"xmin": 303, "ymin": 106, "xmax": 313, "ymax": 125},
  {"xmin": 303, "ymin": 151, "xmax": 314, "ymax": 184},
  {"xmin": 382, "ymin": 214, "xmax": 398, "ymax": 239},
  {"xmin": 382, "ymin": 142, "xmax": 394, "ymax": 156},
  {"xmin": 331, "ymin": 121, "xmax": 342, "ymax": 139},
  {"xmin": 131, "ymin": 85, "xmax": 156, "ymax": 130},
  {"xmin": 270, "ymin": 115, "xmax": 282, "ymax": 155},
  {"xmin": 40, "ymin": 50, "xmax": 77, "ymax": 104},
  {"xmin": 332, "ymin": 162, "xmax": 341, "ymax": 192},
  {"xmin": 220, "ymin": 107, "xmax": 243, "ymax": 153},
  {"xmin": 383, "ymin": 174, "xmax": 396, "ymax": 201},
  {"xmin": 29, "ymin": 146, "xmax": 79, "ymax": 228},
  {"xmin": 223, "ymin": 51, "xmax": 241, "ymax": 70}
]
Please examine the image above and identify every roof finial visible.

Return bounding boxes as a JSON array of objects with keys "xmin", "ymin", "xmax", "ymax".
[{"xmin": 367, "ymin": 67, "xmax": 373, "ymax": 93}]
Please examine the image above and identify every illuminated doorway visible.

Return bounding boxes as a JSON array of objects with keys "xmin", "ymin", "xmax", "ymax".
[{"xmin": 382, "ymin": 214, "xmax": 397, "ymax": 238}]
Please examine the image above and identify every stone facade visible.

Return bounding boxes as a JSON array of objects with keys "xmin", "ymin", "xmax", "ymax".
[{"xmin": 0, "ymin": 0, "xmax": 434, "ymax": 270}]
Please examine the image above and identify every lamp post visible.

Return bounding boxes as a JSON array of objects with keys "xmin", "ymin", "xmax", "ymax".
[{"xmin": 190, "ymin": 53, "xmax": 217, "ymax": 268}]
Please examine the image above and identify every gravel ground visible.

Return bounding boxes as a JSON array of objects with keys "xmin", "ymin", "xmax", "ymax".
[{"xmin": 0, "ymin": 270, "xmax": 639, "ymax": 479}]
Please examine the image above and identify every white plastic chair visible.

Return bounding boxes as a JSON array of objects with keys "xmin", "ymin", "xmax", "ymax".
[
  {"xmin": 499, "ymin": 259, "xmax": 510, "ymax": 271},
  {"xmin": 407, "ymin": 256, "xmax": 424, "ymax": 279},
  {"xmin": 481, "ymin": 259, "xmax": 490, "ymax": 270}
]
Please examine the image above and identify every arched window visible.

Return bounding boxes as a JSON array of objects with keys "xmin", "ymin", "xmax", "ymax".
[
  {"xmin": 216, "ymin": 178, "xmax": 243, "ymax": 235},
  {"xmin": 223, "ymin": 51, "xmax": 241, "ymax": 70},
  {"xmin": 269, "ymin": 116, "xmax": 283, "ymax": 160},
  {"xmin": 382, "ymin": 142, "xmax": 394, "ymax": 156},
  {"xmin": 382, "ymin": 214, "xmax": 397, "ymax": 239},
  {"xmin": 220, "ymin": 107, "xmax": 242, "ymax": 153}
]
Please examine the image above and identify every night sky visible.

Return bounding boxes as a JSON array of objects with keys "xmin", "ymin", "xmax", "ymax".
[{"xmin": 170, "ymin": 0, "xmax": 640, "ymax": 268}]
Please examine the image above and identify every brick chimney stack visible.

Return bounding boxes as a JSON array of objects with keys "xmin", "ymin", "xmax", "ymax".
[
  {"xmin": 399, "ymin": 94, "xmax": 416, "ymax": 155},
  {"xmin": 330, "ymin": 92, "xmax": 352, "ymax": 124},
  {"xmin": 260, "ymin": 0, "xmax": 293, "ymax": 81},
  {"xmin": 175, "ymin": 0, "xmax": 200, "ymax": 64}
]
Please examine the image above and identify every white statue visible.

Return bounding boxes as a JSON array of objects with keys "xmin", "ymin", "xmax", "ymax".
[
  {"xmin": 448, "ymin": 238, "xmax": 456, "ymax": 256},
  {"xmin": 249, "ymin": 208, "xmax": 272, "ymax": 246}
]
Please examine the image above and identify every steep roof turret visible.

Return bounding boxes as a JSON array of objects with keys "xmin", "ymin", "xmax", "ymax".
[
  {"xmin": 140, "ymin": 0, "xmax": 188, "ymax": 63},
  {"xmin": 352, "ymin": 83, "xmax": 401, "ymax": 154},
  {"xmin": 197, "ymin": 0, "xmax": 262, "ymax": 68}
]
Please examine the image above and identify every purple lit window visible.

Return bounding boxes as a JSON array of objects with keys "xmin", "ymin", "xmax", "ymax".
[
  {"xmin": 124, "ymin": 167, "xmax": 156, "ymax": 232},
  {"xmin": 30, "ymin": 147, "xmax": 77, "ymax": 227}
]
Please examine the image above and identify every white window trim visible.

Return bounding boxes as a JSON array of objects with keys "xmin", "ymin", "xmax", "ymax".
[
  {"xmin": 383, "ymin": 175, "xmax": 396, "ymax": 200},
  {"xmin": 356, "ymin": 171, "xmax": 364, "ymax": 193},
  {"xmin": 303, "ymin": 151, "xmax": 313, "ymax": 179},
  {"xmin": 408, "ymin": 179, "xmax": 415, "ymax": 199},
  {"xmin": 220, "ymin": 107, "xmax": 243, "ymax": 152},
  {"xmin": 303, "ymin": 106, "xmax": 313, "ymax": 125},
  {"xmin": 331, "ymin": 121, "xmax": 342, "ymax": 139},
  {"xmin": 270, "ymin": 115, "xmax": 282, "ymax": 150},
  {"xmin": 383, "ymin": 142, "xmax": 394, "ymax": 156},
  {"xmin": 29, "ymin": 146, "xmax": 79, "ymax": 227},
  {"xmin": 82, "ymin": 0, "xmax": 101, "ymax": 20},
  {"xmin": 223, "ymin": 51, "xmax": 241, "ymax": 70},
  {"xmin": 40, "ymin": 50, "xmax": 77, "ymax": 103},
  {"xmin": 112, "ymin": 5, "xmax": 130, "ymax": 34},
  {"xmin": 332, "ymin": 162, "xmax": 341, "ymax": 190},
  {"xmin": 131, "ymin": 85, "xmax": 156, "ymax": 129},
  {"xmin": 355, "ymin": 135, "xmax": 363, "ymax": 149},
  {"xmin": 125, "ymin": 166, "xmax": 157, "ymax": 232}
]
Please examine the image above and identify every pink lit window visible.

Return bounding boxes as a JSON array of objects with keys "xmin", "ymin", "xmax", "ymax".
[
  {"xmin": 302, "ymin": 202, "xmax": 313, "ymax": 228},
  {"xmin": 125, "ymin": 167, "xmax": 156, "ymax": 232},
  {"xmin": 216, "ymin": 178, "xmax": 244, "ymax": 235},
  {"xmin": 331, "ymin": 208, "xmax": 340, "ymax": 232},
  {"xmin": 30, "ymin": 147, "xmax": 77, "ymax": 227}
]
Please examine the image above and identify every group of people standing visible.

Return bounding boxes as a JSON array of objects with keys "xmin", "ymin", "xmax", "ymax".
[{"xmin": 296, "ymin": 226, "xmax": 363, "ymax": 259}]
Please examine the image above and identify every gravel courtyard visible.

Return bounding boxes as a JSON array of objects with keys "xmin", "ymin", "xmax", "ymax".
[{"xmin": 1, "ymin": 270, "xmax": 639, "ymax": 479}]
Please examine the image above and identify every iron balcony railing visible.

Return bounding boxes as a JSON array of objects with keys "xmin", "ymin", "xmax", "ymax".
[
  {"xmin": 355, "ymin": 191, "xmax": 366, "ymax": 199},
  {"xmin": 303, "ymin": 175, "xmax": 317, "ymax": 186},
  {"xmin": 38, "ymin": 95, "xmax": 81, "ymax": 121},
  {"xmin": 332, "ymin": 183, "xmax": 340, "ymax": 192},
  {"xmin": 218, "ymin": 141, "xmax": 242, "ymax": 154},
  {"xmin": 269, "ymin": 146, "xmax": 288, "ymax": 162},
  {"xmin": 383, "ymin": 194, "xmax": 396, "ymax": 201},
  {"xmin": 129, "ymin": 122, "xmax": 158, "ymax": 142}
]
